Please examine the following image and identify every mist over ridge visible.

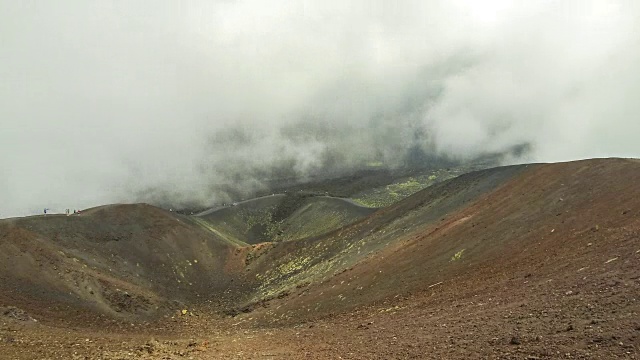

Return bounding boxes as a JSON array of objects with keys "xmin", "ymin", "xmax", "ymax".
[{"xmin": 1, "ymin": 1, "xmax": 639, "ymax": 217}]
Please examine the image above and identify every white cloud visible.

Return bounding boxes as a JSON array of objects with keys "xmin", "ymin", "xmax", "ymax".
[{"xmin": 1, "ymin": 0, "xmax": 639, "ymax": 217}]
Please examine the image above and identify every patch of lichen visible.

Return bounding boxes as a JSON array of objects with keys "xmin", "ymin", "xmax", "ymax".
[
  {"xmin": 254, "ymin": 252, "xmax": 335, "ymax": 301},
  {"xmin": 239, "ymin": 208, "xmax": 273, "ymax": 231},
  {"xmin": 236, "ymin": 208, "xmax": 283, "ymax": 242},
  {"xmin": 248, "ymin": 218, "xmax": 382, "ymax": 306},
  {"xmin": 353, "ymin": 170, "xmax": 457, "ymax": 208}
]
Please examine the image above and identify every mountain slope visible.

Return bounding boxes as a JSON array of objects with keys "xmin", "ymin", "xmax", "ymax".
[
  {"xmin": 231, "ymin": 159, "xmax": 640, "ymax": 326},
  {"xmin": 0, "ymin": 204, "xmax": 248, "ymax": 324},
  {"xmin": 1, "ymin": 158, "xmax": 640, "ymax": 359}
]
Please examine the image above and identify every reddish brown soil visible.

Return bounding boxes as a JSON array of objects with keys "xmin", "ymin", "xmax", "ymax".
[{"xmin": 1, "ymin": 158, "xmax": 639, "ymax": 359}]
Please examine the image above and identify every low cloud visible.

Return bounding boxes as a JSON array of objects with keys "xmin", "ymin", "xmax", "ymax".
[{"xmin": 1, "ymin": 0, "xmax": 639, "ymax": 217}]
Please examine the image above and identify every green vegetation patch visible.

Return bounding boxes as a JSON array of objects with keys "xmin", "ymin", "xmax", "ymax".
[
  {"xmin": 450, "ymin": 249, "xmax": 465, "ymax": 262},
  {"xmin": 353, "ymin": 173, "xmax": 443, "ymax": 208}
]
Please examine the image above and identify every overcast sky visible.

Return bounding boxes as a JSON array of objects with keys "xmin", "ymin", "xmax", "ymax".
[{"xmin": 1, "ymin": 0, "xmax": 639, "ymax": 217}]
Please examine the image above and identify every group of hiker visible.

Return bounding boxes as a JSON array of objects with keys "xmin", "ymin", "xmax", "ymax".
[{"xmin": 43, "ymin": 208, "xmax": 81, "ymax": 216}]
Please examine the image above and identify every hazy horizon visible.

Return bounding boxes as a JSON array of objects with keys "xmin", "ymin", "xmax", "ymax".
[{"xmin": 2, "ymin": 1, "xmax": 639, "ymax": 218}]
